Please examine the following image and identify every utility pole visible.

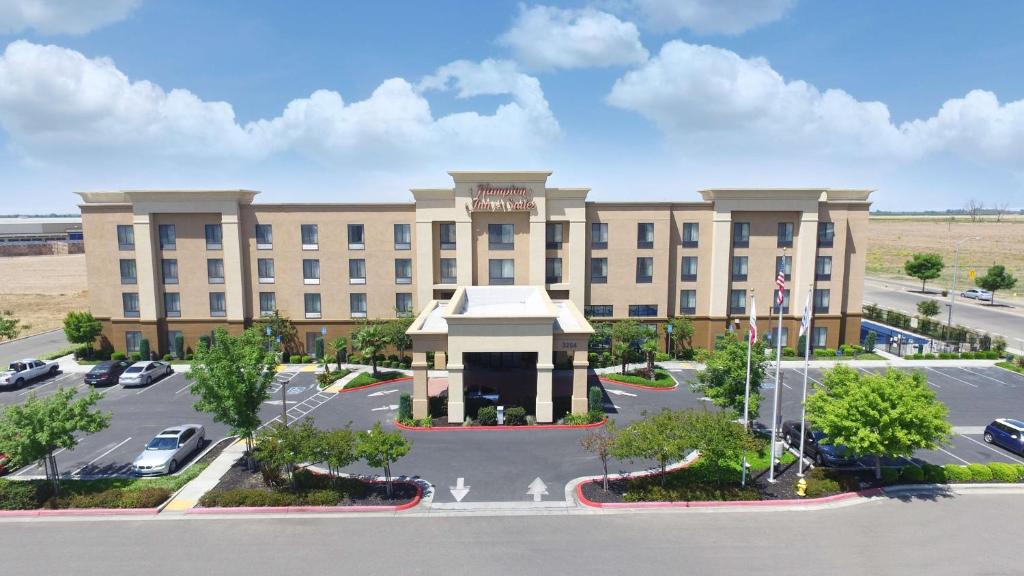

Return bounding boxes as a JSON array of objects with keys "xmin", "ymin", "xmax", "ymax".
[{"xmin": 947, "ymin": 236, "xmax": 981, "ymax": 328}]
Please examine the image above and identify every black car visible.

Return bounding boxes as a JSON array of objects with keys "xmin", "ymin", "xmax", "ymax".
[
  {"xmin": 84, "ymin": 360, "xmax": 133, "ymax": 386},
  {"xmin": 781, "ymin": 420, "xmax": 856, "ymax": 467}
]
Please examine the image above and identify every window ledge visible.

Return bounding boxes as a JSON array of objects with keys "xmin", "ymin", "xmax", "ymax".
[
  {"xmin": 394, "ymin": 243, "xmax": 411, "ymax": 251},
  {"xmin": 305, "ymin": 313, "xmax": 322, "ymax": 319},
  {"xmin": 348, "ymin": 244, "xmax": 365, "ymax": 250},
  {"xmin": 349, "ymin": 278, "xmax": 366, "ymax": 285},
  {"xmin": 209, "ymin": 278, "xmax": 225, "ymax": 285},
  {"xmin": 304, "ymin": 279, "xmax": 320, "ymax": 285},
  {"xmin": 206, "ymin": 244, "xmax": 223, "ymax": 251},
  {"xmin": 302, "ymin": 244, "xmax": 319, "ymax": 251},
  {"xmin": 257, "ymin": 243, "xmax": 273, "ymax": 250},
  {"xmin": 351, "ymin": 312, "xmax": 367, "ymax": 318},
  {"xmin": 258, "ymin": 278, "xmax": 275, "ymax": 284},
  {"xmin": 396, "ymin": 278, "xmax": 412, "ymax": 285}
]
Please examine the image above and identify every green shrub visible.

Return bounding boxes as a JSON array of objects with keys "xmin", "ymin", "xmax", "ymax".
[
  {"xmin": 0, "ymin": 479, "xmax": 44, "ymax": 510},
  {"xmin": 600, "ymin": 352, "xmax": 612, "ymax": 367},
  {"xmin": 562, "ymin": 413, "xmax": 592, "ymax": 425},
  {"xmin": 184, "ymin": 354, "xmax": 194, "ymax": 361},
  {"xmin": 922, "ymin": 464, "xmax": 947, "ymax": 484},
  {"xmin": 477, "ymin": 406, "xmax": 497, "ymax": 426},
  {"xmin": 813, "ymin": 348, "xmax": 837, "ymax": 358},
  {"xmin": 303, "ymin": 489, "xmax": 342, "ymax": 506},
  {"xmin": 588, "ymin": 352, "xmax": 598, "ymax": 365},
  {"xmin": 162, "ymin": 354, "xmax": 172, "ymax": 361},
  {"xmin": 1014, "ymin": 464, "xmax": 1024, "ymax": 480},
  {"xmin": 111, "ymin": 352, "xmax": 127, "ymax": 361},
  {"xmin": 63, "ymin": 487, "xmax": 171, "ymax": 509},
  {"xmin": 603, "ymin": 369, "xmax": 675, "ymax": 388},
  {"xmin": 198, "ymin": 335, "xmax": 211, "ymax": 351},
  {"xmin": 139, "ymin": 338, "xmax": 150, "ymax": 360},
  {"xmin": 943, "ymin": 465, "xmax": 972, "ymax": 483},
  {"xmin": 199, "ymin": 489, "xmax": 297, "ymax": 507},
  {"xmin": 587, "ymin": 409, "xmax": 605, "ymax": 424},
  {"xmin": 398, "ymin": 393, "xmax": 412, "ymax": 422},
  {"xmin": 654, "ymin": 352, "xmax": 671, "ymax": 362},
  {"xmin": 301, "ymin": 355, "xmax": 311, "ymax": 364},
  {"xmin": 289, "ymin": 354, "xmax": 302, "ymax": 364},
  {"xmin": 504, "ymin": 406, "xmax": 527, "ymax": 426},
  {"xmin": 174, "ymin": 334, "xmax": 185, "ymax": 359},
  {"xmin": 782, "ymin": 346, "xmax": 796, "ymax": 357},
  {"xmin": 387, "ymin": 354, "xmax": 399, "ymax": 363},
  {"xmin": 349, "ymin": 353, "xmax": 364, "ymax": 364},
  {"xmin": 588, "ymin": 386, "xmax": 603, "ymax": 413},
  {"xmin": 130, "ymin": 352, "xmax": 142, "ymax": 361},
  {"xmin": 881, "ymin": 467, "xmax": 901, "ymax": 485},
  {"xmin": 987, "ymin": 462, "xmax": 1019, "ymax": 483},
  {"xmin": 901, "ymin": 466, "xmax": 925, "ymax": 483},
  {"xmin": 967, "ymin": 463, "xmax": 993, "ymax": 482},
  {"xmin": 984, "ymin": 351, "xmax": 999, "ymax": 359}
]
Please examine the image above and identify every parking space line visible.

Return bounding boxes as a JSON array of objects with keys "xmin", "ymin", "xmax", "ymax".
[
  {"xmin": 69, "ymin": 437, "xmax": 132, "ymax": 477},
  {"xmin": 961, "ymin": 367, "xmax": 1017, "ymax": 388},
  {"xmin": 959, "ymin": 434, "xmax": 1024, "ymax": 465},
  {"xmin": 136, "ymin": 373, "xmax": 180, "ymax": 395},
  {"xmin": 937, "ymin": 446, "xmax": 971, "ymax": 465},
  {"xmin": 11, "ymin": 447, "xmax": 68, "ymax": 476},
  {"xmin": 175, "ymin": 381, "xmax": 193, "ymax": 395},
  {"xmin": 927, "ymin": 367, "xmax": 977, "ymax": 388},
  {"xmin": 17, "ymin": 372, "xmax": 76, "ymax": 396}
]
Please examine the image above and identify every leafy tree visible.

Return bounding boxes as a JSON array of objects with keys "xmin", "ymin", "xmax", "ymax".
[
  {"xmin": 0, "ymin": 387, "xmax": 110, "ymax": 493},
  {"xmin": 612, "ymin": 409, "xmax": 689, "ymax": 486},
  {"xmin": 580, "ymin": 420, "xmax": 617, "ymax": 491},
  {"xmin": 1, "ymin": 310, "xmax": 24, "ymax": 341},
  {"xmin": 976, "ymin": 264, "xmax": 1018, "ymax": 306},
  {"xmin": 385, "ymin": 316, "xmax": 414, "ymax": 359},
  {"xmin": 864, "ymin": 331, "xmax": 877, "ymax": 353},
  {"xmin": 640, "ymin": 338, "xmax": 659, "ymax": 379},
  {"xmin": 253, "ymin": 419, "xmax": 321, "ymax": 487},
  {"xmin": 904, "ymin": 253, "xmax": 944, "ymax": 292},
  {"xmin": 692, "ymin": 332, "xmax": 770, "ymax": 425},
  {"xmin": 916, "ymin": 299, "xmax": 940, "ymax": 318},
  {"xmin": 667, "ymin": 316, "xmax": 695, "ymax": 357},
  {"xmin": 62, "ymin": 311, "xmax": 102, "ymax": 350},
  {"xmin": 611, "ymin": 320, "xmax": 654, "ymax": 374},
  {"xmin": 139, "ymin": 338, "xmax": 151, "ymax": 361},
  {"xmin": 588, "ymin": 321, "xmax": 613, "ymax": 351},
  {"xmin": 317, "ymin": 426, "xmax": 358, "ymax": 485},
  {"xmin": 806, "ymin": 366, "xmax": 951, "ymax": 479},
  {"xmin": 188, "ymin": 327, "xmax": 277, "ymax": 455},
  {"xmin": 352, "ymin": 323, "xmax": 390, "ymax": 376},
  {"xmin": 252, "ymin": 310, "xmax": 299, "ymax": 355},
  {"xmin": 356, "ymin": 422, "xmax": 411, "ymax": 497},
  {"xmin": 680, "ymin": 410, "xmax": 756, "ymax": 486}
]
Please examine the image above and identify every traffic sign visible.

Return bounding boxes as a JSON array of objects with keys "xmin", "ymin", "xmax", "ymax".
[
  {"xmin": 321, "ymin": 327, "xmax": 328, "ymax": 335},
  {"xmin": 968, "ymin": 269, "xmax": 976, "ymax": 281}
]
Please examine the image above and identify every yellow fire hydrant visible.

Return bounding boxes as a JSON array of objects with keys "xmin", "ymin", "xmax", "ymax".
[{"xmin": 796, "ymin": 477, "xmax": 807, "ymax": 497}]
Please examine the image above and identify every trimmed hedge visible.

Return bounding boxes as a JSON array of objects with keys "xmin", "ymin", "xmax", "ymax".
[
  {"xmin": 343, "ymin": 371, "xmax": 406, "ymax": 389},
  {"xmin": 943, "ymin": 464, "xmax": 974, "ymax": 482},
  {"xmin": 0, "ymin": 479, "xmax": 171, "ymax": 510},
  {"xmin": 603, "ymin": 368, "xmax": 675, "ymax": 388},
  {"xmin": 966, "ymin": 463, "xmax": 993, "ymax": 482},
  {"xmin": 504, "ymin": 406, "xmax": 527, "ymax": 426},
  {"xmin": 477, "ymin": 406, "xmax": 497, "ymax": 426}
]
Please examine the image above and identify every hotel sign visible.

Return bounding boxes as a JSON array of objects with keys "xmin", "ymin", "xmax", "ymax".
[{"xmin": 467, "ymin": 184, "xmax": 537, "ymax": 213}]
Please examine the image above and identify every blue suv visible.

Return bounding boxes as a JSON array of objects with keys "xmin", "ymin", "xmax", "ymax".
[{"xmin": 984, "ymin": 419, "xmax": 1024, "ymax": 456}]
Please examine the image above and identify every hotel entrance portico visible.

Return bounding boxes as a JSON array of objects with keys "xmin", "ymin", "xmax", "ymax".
[{"xmin": 406, "ymin": 285, "xmax": 593, "ymax": 424}]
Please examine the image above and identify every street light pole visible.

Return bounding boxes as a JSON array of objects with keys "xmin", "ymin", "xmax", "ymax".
[{"xmin": 947, "ymin": 236, "xmax": 981, "ymax": 328}]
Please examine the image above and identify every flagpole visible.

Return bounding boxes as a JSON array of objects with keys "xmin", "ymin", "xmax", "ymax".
[
  {"xmin": 769, "ymin": 248, "xmax": 786, "ymax": 483},
  {"xmin": 741, "ymin": 290, "xmax": 754, "ymax": 487},
  {"xmin": 798, "ymin": 284, "xmax": 814, "ymax": 477}
]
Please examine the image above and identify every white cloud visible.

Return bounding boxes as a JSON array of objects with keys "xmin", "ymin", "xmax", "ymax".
[
  {"xmin": 0, "ymin": 0, "xmax": 140, "ymax": 35},
  {"xmin": 623, "ymin": 0, "xmax": 796, "ymax": 35},
  {"xmin": 0, "ymin": 41, "xmax": 560, "ymax": 165},
  {"xmin": 607, "ymin": 40, "xmax": 1024, "ymax": 165},
  {"xmin": 497, "ymin": 4, "xmax": 647, "ymax": 70}
]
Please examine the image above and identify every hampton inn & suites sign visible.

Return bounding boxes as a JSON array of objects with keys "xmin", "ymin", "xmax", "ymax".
[{"xmin": 467, "ymin": 185, "xmax": 537, "ymax": 212}]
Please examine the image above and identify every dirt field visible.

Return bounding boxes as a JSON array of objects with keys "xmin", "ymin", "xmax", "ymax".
[
  {"xmin": 0, "ymin": 254, "xmax": 87, "ymax": 337},
  {"xmin": 867, "ymin": 217, "xmax": 1024, "ymax": 293}
]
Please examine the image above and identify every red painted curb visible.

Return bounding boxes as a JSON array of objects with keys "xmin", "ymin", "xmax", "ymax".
[
  {"xmin": 186, "ymin": 482, "xmax": 422, "ymax": 515},
  {"xmin": 0, "ymin": 507, "xmax": 161, "ymax": 517},
  {"xmin": 576, "ymin": 478, "xmax": 883, "ymax": 509},
  {"xmin": 598, "ymin": 376, "xmax": 678, "ymax": 391},
  {"xmin": 336, "ymin": 376, "xmax": 412, "ymax": 393},
  {"xmin": 395, "ymin": 417, "xmax": 608, "ymax": 432}
]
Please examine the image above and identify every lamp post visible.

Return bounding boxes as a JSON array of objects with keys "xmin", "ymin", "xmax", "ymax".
[{"xmin": 947, "ymin": 236, "xmax": 981, "ymax": 328}]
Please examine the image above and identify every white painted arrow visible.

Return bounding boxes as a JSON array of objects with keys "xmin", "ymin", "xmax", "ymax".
[
  {"xmin": 526, "ymin": 477, "xmax": 548, "ymax": 502},
  {"xmin": 371, "ymin": 404, "xmax": 399, "ymax": 412},
  {"xmin": 606, "ymin": 389, "xmax": 637, "ymax": 397},
  {"xmin": 368, "ymin": 389, "xmax": 399, "ymax": 397},
  {"xmin": 449, "ymin": 477, "xmax": 470, "ymax": 502}
]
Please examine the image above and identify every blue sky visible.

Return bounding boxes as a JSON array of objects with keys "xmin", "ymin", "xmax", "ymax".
[{"xmin": 1, "ymin": 0, "xmax": 1023, "ymax": 213}]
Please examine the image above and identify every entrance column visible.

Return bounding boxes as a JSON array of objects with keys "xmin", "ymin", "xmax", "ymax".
[
  {"xmin": 571, "ymin": 349, "xmax": 589, "ymax": 414},
  {"xmin": 536, "ymin": 362, "xmax": 554, "ymax": 423},
  {"xmin": 447, "ymin": 354, "xmax": 465, "ymax": 423},
  {"xmin": 434, "ymin": 351, "xmax": 447, "ymax": 370},
  {"xmin": 412, "ymin": 351, "xmax": 428, "ymax": 419}
]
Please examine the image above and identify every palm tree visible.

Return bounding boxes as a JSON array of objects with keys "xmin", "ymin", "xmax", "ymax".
[{"xmin": 352, "ymin": 323, "xmax": 390, "ymax": 376}]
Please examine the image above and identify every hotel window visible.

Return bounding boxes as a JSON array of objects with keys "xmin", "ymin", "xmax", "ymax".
[
  {"xmin": 158, "ymin": 224, "xmax": 176, "ymax": 250},
  {"xmin": 591, "ymin": 258, "xmax": 608, "ymax": 283},
  {"xmin": 733, "ymin": 222, "xmax": 749, "ymax": 248},
  {"xmin": 816, "ymin": 256, "xmax": 833, "ymax": 281},
  {"xmin": 546, "ymin": 258, "xmax": 562, "ymax": 284},
  {"xmin": 488, "ymin": 224, "xmax": 514, "ymax": 250},
  {"xmin": 682, "ymin": 222, "xmax": 699, "ymax": 248},
  {"xmin": 164, "ymin": 293, "xmax": 181, "ymax": 318},
  {"xmin": 818, "ymin": 222, "xmax": 834, "ymax": 247},
  {"xmin": 123, "ymin": 293, "xmax": 140, "ymax": 318},
  {"xmin": 394, "ymin": 224, "xmax": 411, "ymax": 250},
  {"xmin": 167, "ymin": 330, "xmax": 183, "ymax": 358},
  {"xmin": 348, "ymin": 259, "xmax": 366, "ymax": 284},
  {"xmin": 488, "ymin": 259, "xmax": 515, "ymax": 285},
  {"xmin": 117, "ymin": 225, "xmax": 135, "ymax": 250},
  {"xmin": 628, "ymin": 304, "xmax": 658, "ymax": 318},
  {"xmin": 256, "ymin": 224, "xmax": 273, "ymax": 249},
  {"xmin": 591, "ymin": 223, "xmax": 608, "ymax": 249},
  {"xmin": 731, "ymin": 256, "xmax": 748, "ymax": 281},
  {"xmin": 303, "ymin": 259, "xmax": 321, "ymax": 285},
  {"xmin": 585, "ymin": 305, "xmax": 613, "ymax": 318},
  {"xmin": 814, "ymin": 289, "xmax": 830, "ymax": 313},
  {"xmin": 350, "ymin": 293, "xmax": 367, "ymax": 318},
  {"xmin": 205, "ymin": 224, "xmax": 223, "ymax": 250},
  {"xmin": 812, "ymin": 326, "xmax": 828, "ymax": 348},
  {"xmin": 729, "ymin": 290, "xmax": 746, "ymax": 314},
  {"xmin": 777, "ymin": 222, "xmax": 794, "ymax": 248},
  {"xmin": 767, "ymin": 327, "xmax": 790, "ymax": 347},
  {"xmin": 439, "ymin": 223, "xmax": 456, "ymax": 250},
  {"xmin": 119, "ymin": 259, "xmax": 137, "ymax": 285},
  {"xmin": 776, "ymin": 255, "xmax": 792, "ymax": 281},
  {"xmin": 637, "ymin": 223, "xmax": 654, "ymax": 249},
  {"xmin": 125, "ymin": 331, "xmax": 142, "ymax": 354},
  {"xmin": 301, "ymin": 224, "xmax": 318, "ymax": 250},
  {"xmin": 207, "ymin": 258, "xmax": 225, "ymax": 284},
  {"xmin": 162, "ymin": 259, "xmax": 178, "ymax": 284},
  {"xmin": 304, "ymin": 293, "xmax": 321, "ymax": 319},
  {"xmin": 395, "ymin": 258, "xmax": 412, "ymax": 284},
  {"xmin": 681, "ymin": 256, "xmax": 698, "ymax": 282},
  {"xmin": 209, "ymin": 292, "xmax": 226, "ymax": 317},
  {"xmin": 396, "ymin": 293, "xmax": 413, "ymax": 315},
  {"xmin": 546, "ymin": 223, "xmax": 563, "ymax": 249},
  {"xmin": 636, "ymin": 257, "xmax": 653, "ymax": 283},
  {"xmin": 348, "ymin": 224, "xmax": 365, "ymax": 250},
  {"xmin": 257, "ymin": 258, "xmax": 275, "ymax": 283},
  {"xmin": 773, "ymin": 289, "xmax": 791, "ymax": 314},
  {"xmin": 259, "ymin": 292, "xmax": 276, "ymax": 316},
  {"xmin": 679, "ymin": 290, "xmax": 697, "ymax": 315},
  {"xmin": 440, "ymin": 258, "xmax": 457, "ymax": 284}
]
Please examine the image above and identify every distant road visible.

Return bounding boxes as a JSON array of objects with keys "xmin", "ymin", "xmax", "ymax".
[
  {"xmin": 0, "ymin": 329, "xmax": 68, "ymax": 366},
  {"xmin": 864, "ymin": 278, "xmax": 1024, "ymax": 349}
]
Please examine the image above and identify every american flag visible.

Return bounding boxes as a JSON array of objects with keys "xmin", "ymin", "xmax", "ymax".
[
  {"xmin": 748, "ymin": 296, "xmax": 757, "ymax": 344},
  {"xmin": 775, "ymin": 266, "xmax": 786, "ymax": 305}
]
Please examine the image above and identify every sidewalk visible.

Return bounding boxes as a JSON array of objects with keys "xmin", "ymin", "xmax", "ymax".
[{"xmin": 161, "ymin": 439, "xmax": 247, "ymax": 513}]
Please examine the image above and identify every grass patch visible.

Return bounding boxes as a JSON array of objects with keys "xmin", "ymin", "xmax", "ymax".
[
  {"xmin": 779, "ymin": 353, "xmax": 884, "ymax": 361},
  {"xmin": 603, "ymin": 368, "xmax": 676, "ymax": 388},
  {"xmin": 343, "ymin": 370, "xmax": 407, "ymax": 389},
  {"xmin": 317, "ymin": 368, "xmax": 351, "ymax": 389},
  {"xmin": 200, "ymin": 474, "xmax": 368, "ymax": 507},
  {"xmin": 997, "ymin": 361, "xmax": 1024, "ymax": 375}
]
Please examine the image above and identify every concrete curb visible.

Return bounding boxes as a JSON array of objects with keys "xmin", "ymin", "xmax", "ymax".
[
  {"xmin": 598, "ymin": 376, "xmax": 678, "ymax": 391},
  {"xmin": 0, "ymin": 328, "xmax": 63, "ymax": 346},
  {"xmin": 335, "ymin": 376, "xmax": 412, "ymax": 393}
]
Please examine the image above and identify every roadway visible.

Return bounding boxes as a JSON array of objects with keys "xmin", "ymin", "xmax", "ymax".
[{"xmin": 0, "ymin": 329, "xmax": 69, "ymax": 366}]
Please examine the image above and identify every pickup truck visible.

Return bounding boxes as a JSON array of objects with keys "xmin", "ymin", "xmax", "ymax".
[{"xmin": 0, "ymin": 358, "xmax": 59, "ymax": 389}]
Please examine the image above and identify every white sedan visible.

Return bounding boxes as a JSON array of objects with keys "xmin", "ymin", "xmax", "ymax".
[
  {"xmin": 961, "ymin": 288, "xmax": 993, "ymax": 301},
  {"xmin": 118, "ymin": 361, "xmax": 173, "ymax": 387},
  {"xmin": 132, "ymin": 425, "xmax": 206, "ymax": 476}
]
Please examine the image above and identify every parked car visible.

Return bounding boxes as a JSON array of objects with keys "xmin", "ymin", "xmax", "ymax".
[
  {"xmin": 132, "ymin": 425, "xmax": 206, "ymax": 476},
  {"xmin": 118, "ymin": 361, "xmax": 173, "ymax": 387},
  {"xmin": 0, "ymin": 358, "xmax": 59, "ymax": 389},
  {"xmin": 84, "ymin": 360, "xmax": 133, "ymax": 387},
  {"xmin": 983, "ymin": 419, "xmax": 1024, "ymax": 456},
  {"xmin": 961, "ymin": 288, "xmax": 993, "ymax": 301},
  {"xmin": 782, "ymin": 420, "xmax": 857, "ymax": 467}
]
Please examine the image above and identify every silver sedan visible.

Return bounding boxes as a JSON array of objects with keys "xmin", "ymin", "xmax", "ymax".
[
  {"xmin": 132, "ymin": 425, "xmax": 206, "ymax": 476},
  {"xmin": 118, "ymin": 361, "xmax": 173, "ymax": 387}
]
